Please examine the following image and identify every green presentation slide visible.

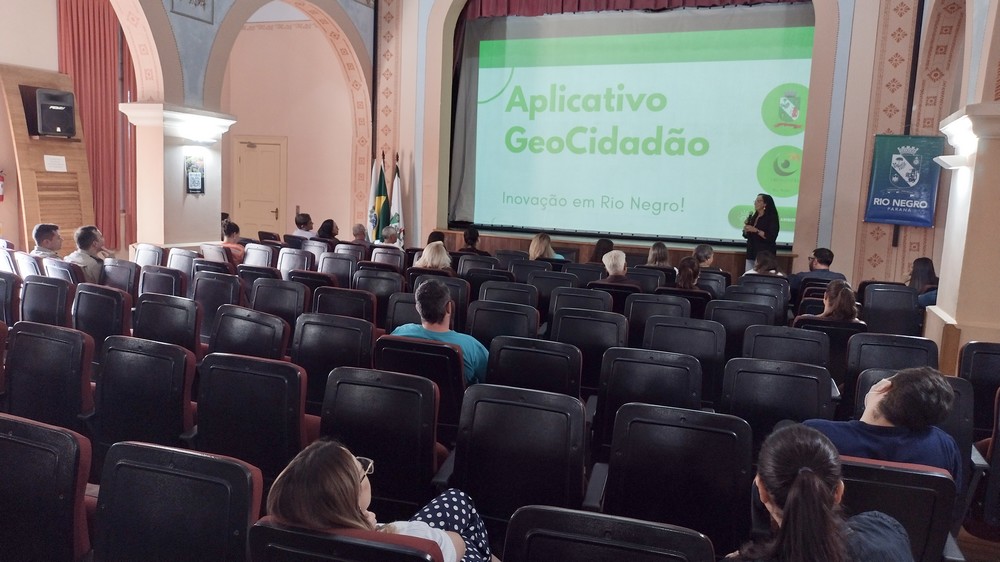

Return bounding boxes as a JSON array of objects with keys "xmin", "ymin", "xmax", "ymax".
[{"xmin": 472, "ymin": 26, "xmax": 813, "ymax": 243}]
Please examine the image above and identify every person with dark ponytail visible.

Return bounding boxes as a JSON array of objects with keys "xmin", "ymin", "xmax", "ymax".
[
  {"xmin": 220, "ymin": 221, "xmax": 245, "ymax": 268},
  {"xmin": 458, "ymin": 227, "xmax": 490, "ymax": 256},
  {"xmin": 675, "ymin": 256, "xmax": 700, "ymax": 290},
  {"xmin": 731, "ymin": 425, "xmax": 913, "ymax": 562}
]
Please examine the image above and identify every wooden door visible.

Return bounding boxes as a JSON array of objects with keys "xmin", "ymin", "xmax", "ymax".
[{"xmin": 233, "ymin": 136, "xmax": 286, "ymax": 237}]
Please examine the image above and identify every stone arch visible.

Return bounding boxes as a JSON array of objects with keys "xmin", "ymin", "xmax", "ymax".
[
  {"xmin": 112, "ymin": 0, "xmax": 373, "ymax": 225},
  {"xmin": 110, "ymin": 0, "xmax": 183, "ymax": 103},
  {"xmin": 908, "ymin": 0, "xmax": 965, "ymax": 263},
  {"xmin": 204, "ymin": 0, "xmax": 373, "ymax": 223}
]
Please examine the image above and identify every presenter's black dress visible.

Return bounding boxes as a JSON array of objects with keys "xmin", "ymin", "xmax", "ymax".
[{"xmin": 744, "ymin": 213, "xmax": 779, "ymax": 262}]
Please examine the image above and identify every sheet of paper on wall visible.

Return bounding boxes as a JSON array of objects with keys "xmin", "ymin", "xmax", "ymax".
[{"xmin": 43, "ymin": 155, "xmax": 67, "ymax": 172}]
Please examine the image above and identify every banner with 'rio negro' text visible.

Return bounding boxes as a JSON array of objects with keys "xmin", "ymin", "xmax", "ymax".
[{"xmin": 864, "ymin": 134, "xmax": 946, "ymax": 228}]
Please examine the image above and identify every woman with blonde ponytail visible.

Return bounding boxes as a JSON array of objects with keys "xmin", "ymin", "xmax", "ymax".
[{"xmin": 730, "ymin": 425, "xmax": 913, "ymax": 562}]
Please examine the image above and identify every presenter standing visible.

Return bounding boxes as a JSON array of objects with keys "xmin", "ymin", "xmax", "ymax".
[{"xmin": 743, "ymin": 193, "xmax": 779, "ymax": 272}]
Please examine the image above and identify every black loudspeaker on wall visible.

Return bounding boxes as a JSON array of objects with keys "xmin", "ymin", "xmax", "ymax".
[{"xmin": 18, "ymin": 85, "xmax": 76, "ymax": 138}]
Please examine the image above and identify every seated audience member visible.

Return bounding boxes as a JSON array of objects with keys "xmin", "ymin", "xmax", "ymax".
[
  {"xmin": 65, "ymin": 225, "xmax": 114, "ymax": 283},
  {"xmin": 391, "ymin": 279, "xmax": 488, "ymax": 384},
  {"xmin": 528, "ymin": 232, "xmax": 563, "ymax": 261},
  {"xmin": 694, "ymin": 243, "xmax": 719, "ymax": 271},
  {"xmin": 589, "ymin": 238, "xmax": 614, "ymax": 264},
  {"xmin": 744, "ymin": 251, "xmax": 784, "ymax": 277},
  {"xmin": 413, "ymin": 241, "xmax": 453, "ymax": 272},
  {"xmin": 427, "ymin": 230, "xmax": 446, "ymax": 247},
  {"xmin": 30, "ymin": 223, "xmax": 63, "ymax": 258},
  {"xmin": 789, "ymin": 247, "xmax": 847, "ymax": 293},
  {"xmin": 316, "ymin": 219, "xmax": 341, "ymax": 242},
  {"xmin": 220, "ymin": 221, "xmax": 246, "ymax": 268},
  {"xmin": 381, "ymin": 225, "xmax": 403, "ymax": 248},
  {"xmin": 795, "ymin": 279, "xmax": 864, "ymax": 324},
  {"xmin": 731, "ymin": 424, "xmax": 913, "ymax": 562},
  {"xmin": 803, "ymin": 366, "xmax": 962, "ymax": 491},
  {"xmin": 646, "ymin": 241, "xmax": 672, "ymax": 269},
  {"xmin": 601, "ymin": 250, "xmax": 640, "ymax": 288},
  {"xmin": 292, "ymin": 213, "xmax": 315, "ymax": 238},
  {"xmin": 458, "ymin": 227, "xmax": 490, "ymax": 256},
  {"xmin": 268, "ymin": 440, "xmax": 499, "ymax": 562},
  {"xmin": 351, "ymin": 223, "xmax": 372, "ymax": 249},
  {"xmin": 907, "ymin": 257, "xmax": 939, "ymax": 308},
  {"xmin": 675, "ymin": 256, "xmax": 700, "ymax": 290}
]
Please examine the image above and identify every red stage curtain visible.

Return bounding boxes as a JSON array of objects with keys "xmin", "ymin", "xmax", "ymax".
[{"xmin": 58, "ymin": 0, "xmax": 137, "ymax": 250}]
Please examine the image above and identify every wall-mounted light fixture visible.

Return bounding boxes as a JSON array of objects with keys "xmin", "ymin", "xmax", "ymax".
[
  {"xmin": 933, "ymin": 154, "xmax": 968, "ymax": 170},
  {"xmin": 163, "ymin": 105, "xmax": 236, "ymax": 144}
]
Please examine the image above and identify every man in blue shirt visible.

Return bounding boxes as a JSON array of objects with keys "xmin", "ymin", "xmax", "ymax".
[
  {"xmin": 804, "ymin": 366, "xmax": 962, "ymax": 491},
  {"xmin": 391, "ymin": 278, "xmax": 488, "ymax": 384}
]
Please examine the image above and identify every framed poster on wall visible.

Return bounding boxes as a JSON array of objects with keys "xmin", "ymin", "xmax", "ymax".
[{"xmin": 185, "ymin": 153, "xmax": 205, "ymax": 194}]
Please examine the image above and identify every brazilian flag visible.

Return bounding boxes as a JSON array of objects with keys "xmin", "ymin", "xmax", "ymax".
[{"xmin": 368, "ymin": 158, "xmax": 390, "ymax": 241}]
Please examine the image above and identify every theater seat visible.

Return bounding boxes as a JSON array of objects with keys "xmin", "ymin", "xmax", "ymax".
[
  {"xmin": 133, "ymin": 242, "xmax": 165, "ymax": 268},
  {"xmin": 503, "ymin": 505, "xmax": 715, "ymax": 562},
  {"xmin": 21, "ymin": 274, "xmax": 75, "ymax": 327},
  {"xmin": 643, "ymin": 315, "xmax": 726, "ymax": 407},
  {"xmin": 99, "ymin": 258, "xmax": 141, "ymax": 302},
  {"xmin": 132, "ymin": 292, "xmax": 205, "ymax": 359},
  {"xmin": 291, "ymin": 312, "xmax": 375, "ymax": 414},
  {"xmin": 486, "ymin": 335, "xmax": 581, "ymax": 397},
  {"xmin": 316, "ymin": 254, "xmax": 359, "ymax": 293},
  {"xmin": 194, "ymin": 353, "xmax": 315, "ymax": 483},
  {"xmin": 192, "ymin": 271, "xmax": 242, "ymax": 344},
  {"xmin": 436, "ymin": 384, "xmax": 586, "ymax": 552},
  {"xmin": 843, "ymin": 332, "xmax": 938, "ymax": 420},
  {"xmin": 94, "ymin": 441, "xmax": 262, "ymax": 562},
  {"xmin": 585, "ymin": 403, "xmax": 752, "ymax": 555},
  {"xmin": 456, "ymin": 254, "xmax": 499, "ymax": 278},
  {"xmin": 720, "ymin": 357, "xmax": 834, "ymax": 455},
  {"xmin": 44, "ymin": 257, "xmax": 87, "ymax": 285},
  {"xmin": 0, "ymin": 269, "xmax": 21, "ymax": 326},
  {"xmin": 313, "ymin": 286, "xmax": 377, "ymax": 325},
  {"xmin": 243, "ymin": 243, "xmax": 277, "ymax": 268},
  {"xmin": 138, "ymin": 264, "xmax": 187, "ymax": 297},
  {"xmin": 6, "ymin": 321, "xmax": 95, "ymax": 433},
  {"xmin": 91, "ymin": 336, "xmax": 196, "ymax": 477},
  {"xmin": 207, "ymin": 304, "xmax": 289, "ymax": 360},
  {"xmin": 590, "ymin": 347, "xmax": 702, "ymax": 463},
  {"xmin": 249, "ymin": 515, "xmax": 444, "ymax": 562},
  {"xmin": 321, "ymin": 367, "xmax": 445, "ymax": 522},
  {"xmin": 622, "ymin": 293, "xmax": 690, "ymax": 348},
  {"xmin": 840, "ymin": 456, "xmax": 961, "ymax": 562},
  {"xmin": 466, "ymin": 300, "xmax": 540, "ymax": 349},
  {"xmin": 374, "ymin": 335, "xmax": 465, "ymax": 445},
  {"xmin": 0, "ymin": 412, "xmax": 92, "ymax": 562},
  {"xmin": 250, "ymin": 277, "xmax": 310, "ymax": 343}
]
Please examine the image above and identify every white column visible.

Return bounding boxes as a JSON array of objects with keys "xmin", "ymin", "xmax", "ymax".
[
  {"xmin": 925, "ymin": 102, "xmax": 1000, "ymax": 371},
  {"xmin": 120, "ymin": 103, "xmax": 235, "ymax": 246}
]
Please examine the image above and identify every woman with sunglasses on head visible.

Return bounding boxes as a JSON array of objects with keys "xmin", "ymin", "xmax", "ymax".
[
  {"xmin": 268, "ymin": 440, "xmax": 500, "ymax": 562},
  {"xmin": 729, "ymin": 424, "xmax": 912, "ymax": 562}
]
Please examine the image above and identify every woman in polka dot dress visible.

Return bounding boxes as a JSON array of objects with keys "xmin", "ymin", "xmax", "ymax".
[{"xmin": 268, "ymin": 439, "xmax": 499, "ymax": 562}]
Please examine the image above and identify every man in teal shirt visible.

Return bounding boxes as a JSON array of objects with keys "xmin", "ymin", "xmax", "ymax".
[{"xmin": 391, "ymin": 279, "xmax": 488, "ymax": 384}]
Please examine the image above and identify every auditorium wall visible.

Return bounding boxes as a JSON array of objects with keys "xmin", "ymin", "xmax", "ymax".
[
  {"xmin": 0, "ymin": 0, "xmax": 58, "ymax": 249},
  {"xmin": 221, "ymin": 19, "xmax": 356, "ymax": 235}
]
